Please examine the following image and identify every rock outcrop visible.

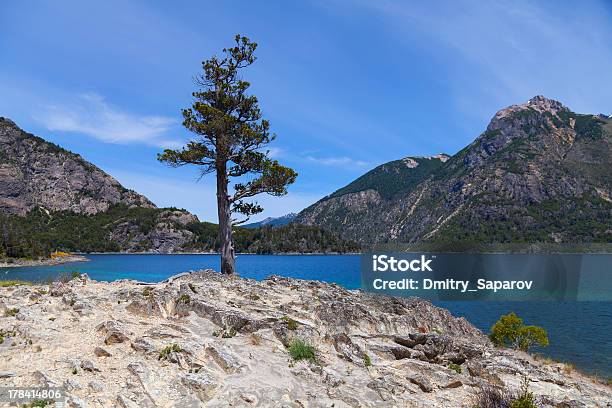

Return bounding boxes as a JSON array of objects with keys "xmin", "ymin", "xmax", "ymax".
[
  {"xmin": 1, "ymin": 272, "xmax": 609, "ymax": 407},
  {"xmin": 296, "ymin": 96, "xmax": 612, "ymax": 246}
]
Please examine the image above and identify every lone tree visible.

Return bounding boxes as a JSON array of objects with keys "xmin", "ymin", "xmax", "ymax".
[{"xmin": 158, "ymin": 35, "xmax": 297, "ymax": 275}]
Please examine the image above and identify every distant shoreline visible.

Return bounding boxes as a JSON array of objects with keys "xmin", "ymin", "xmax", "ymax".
[
  {"xmin": 75, "ymin": 251, "xmax": 362, "ymax": 256},
  {"xmin": 0, "ymin": 255, "xmax": 89, "ymax": 268}
]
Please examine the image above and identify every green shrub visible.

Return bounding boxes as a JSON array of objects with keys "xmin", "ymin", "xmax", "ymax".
[
  {"xmin": 448, "ymin": 363, "xmax": 462, "ymax": 374},
  {"xmin": 0, "ymin": 329, "xmax": 15, "ymax": 344},
  {"xmin": 142, "ymin": 287, "xmax": 154, "ymax": 298},
  {"xmin": 363, "ymin": 354, "xmax": 372, "ymax": 367},
  {"xmin": 517, "ymin": 326, "xmax": 549, "ymax": 352},
  {"xmin": 212, "ymin": 327, "xmax": 237, "ymax": 338},
  {"xmin": 159, "ymin": 343, "xmax": 182, "ymax": 360},
  {"xmin": 28, "ymin": 399, "xmax": 54, "ymax": 407},
  {"xmin": 287, "ymin": 339, "xmax": 316, "ymax": 363},
  {"xmin": 281, "ymin": 316, "xmax": 298, "ymax": 330},
  {"xmin": 177, "ymin": 294, "xmax": 191, "ymax": 304},
  {"xmin": 5, "ymin": 307, "xmax": 19, "ymax": 317},
  {"xmin": 490, "ymin": 312, "xmax": 548, "ymax": 352},
  {"xmin": 223, "ymin": 327, "xmax": 237, "ymax": 338},
  {"xmin": 510, "ymin": 377, "xmax": 537, "ymax": 408}
]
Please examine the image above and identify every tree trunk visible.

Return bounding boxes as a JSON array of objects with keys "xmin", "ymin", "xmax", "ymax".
[{"xmin": 216, "ymin": 163, "xmax": 236, "ymax": 275}]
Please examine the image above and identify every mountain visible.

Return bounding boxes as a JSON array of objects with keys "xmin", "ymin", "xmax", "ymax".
[
  {"xmin": 0, "ymin": 118, "xmax": 200, "ymax": 254},
  {"xmin": 295, "ymin": 96, "xmax": 612, "ymax": 246},
  {"xmin": 0, "ymin": 117, "xmax": 154, "ymax": 215},
  {"xmin": 0, "ymin": 119, "xmax": 357, "ymax": 256},
  {"xmin": 243, "ymin": 213, "xmax": 297, "ymax": 229}
]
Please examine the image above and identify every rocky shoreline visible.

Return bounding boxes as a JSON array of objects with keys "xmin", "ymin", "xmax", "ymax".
[
  {"xmin": 0, "ymin": 271, "xmax": 609, "ymax": 407},
  {"xmin": 0, "ymin": 255, "xmax": 89, "ymax": 269}
]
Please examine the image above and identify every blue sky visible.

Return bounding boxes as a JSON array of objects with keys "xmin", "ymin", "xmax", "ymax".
[{"xmin": 1, "ymin": 0, "xmax": 611, "ymax": 222}]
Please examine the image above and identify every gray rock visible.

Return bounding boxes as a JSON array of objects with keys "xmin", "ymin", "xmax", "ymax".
[
  {"xmin": 131, "ymin": 338, "xmax": 156, "ymax": 354},
  {"xmin": 63, "ymin": 378, "xmax": 82, "ymax": 391},
  {"xmin": 80, "ymin": 359, "xmax": 100, "ymax": 372},
  {"xmin": 50, "ymin": 282, "xmax": 71, "ymax": 297},
  {"xmin": 407, "ymin": 374, "xmax": 433, "ymax": 393},
  {"xmin": 181, "ymin": 372, "xmax": 217, "ymax": 402},
  {"xmin": 88, "ymin": 380, "xmax": 105, "ymax": 392},
  {"xmin": 206, "ymin": 346, "xmax": 241, "ymax": 373},
  {"xmin": 443, "ymin": 380, "xmax": 463, "ymax": 389},
  {"xmin": 32, "ymin": 370, "xmax": 58, "ymax": 387},
  {"xmin": 67, "ymin": 395, "xmax": 88, "ymax": 408},
  {"xmin": 94, "ymin": 347, "xmax": 112, "ymax": 357}
]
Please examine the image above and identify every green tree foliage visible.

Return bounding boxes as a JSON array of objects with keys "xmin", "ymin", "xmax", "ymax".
[
  {"xmin": 490, "ymin": 312, "xmax": 549, "ymax": 352},
  {"xmin": 0, "ymin": 206, "xmax": 358, "ymax": 259},
  {"xmin": 516, "ymin": 326, "xmax": 549, "ymax": 352},
  {"xmin": 158, "ymin": 35, "xmax": 297, "ymax": 275}
]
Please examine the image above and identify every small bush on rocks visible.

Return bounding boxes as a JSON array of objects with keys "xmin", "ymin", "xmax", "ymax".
[
  {"xmin": 490, "ymin": 312, "xmax": 548, "ymax": 352},
  {"xmin": 288, "ymin": 339, "xmax": 316, "ymax": 363},
  {"xmin": 213, "ymin": 327, "xmax": 237, "ymax": 338},
  {"xmin": 471, "ymin": 377, "xmax": 537, "ymax": 408},
  {"xmin": 0, "ymin": 329, "xmax": 16, "ymax": 344},
  {"xmin": 159, "ymin": 344, "xmax": 182, "ymax": 360},
  {"xmin": 471, "ymin": 384, "xmax": 514, "ymax": 408},
  {"xmin": 5, "ymin": 307, "xmax": 19, "ymax": 317},
  {"xmin": 142, "ymin": 287, "xmax": 154, "ymax": 298},
  {"xmin": 27, "ymin": 399, "xmax": 54, "ymax": 407},
  {"xmin": 177, "ymin": 294, "xmax": 191, "ymax": 304},
  {"xmin": 363, "ymin": 354, "xmax": 372, "ymax": 367},
  {"xmin": 449, "ymin": 363, "xmax": 462, "ymax": 374},
  {"xmin": 510, "ymin": 377, "xmax": 537, "ymax": 408},
  {"xmin": 281, "ymin": 316, "xmax": 298, "ymax": 330}
]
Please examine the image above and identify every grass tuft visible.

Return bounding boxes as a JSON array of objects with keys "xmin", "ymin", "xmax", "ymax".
[
  {"xmin": 159, "ymin": 343, "xmax": 182, "ymax": 360},
  {"xmin": 5, "ymin": 307, "xmax": 19, "ymax": 317},
  {"xmin": 0, "ymin": 280, "xmax": 32, "ymax": 287},
  {"xmin": 287, "ymin": 338, "xmax": 316, "ymax": 363},
  {"xmin": 177, "ymin": 294, "xmax": 191, "ymax": 304},
  {"xmin": 281, "ymin": 316, "xmax": 298, "ymax": 330}
]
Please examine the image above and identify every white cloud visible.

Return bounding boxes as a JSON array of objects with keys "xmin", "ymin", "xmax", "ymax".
[
  {"xmin": 324, "ymin": 0, "xmax": 612, "ymax": 118},
  {"xmin": 305, "ymin": 155, "xmax": 370, "ymax": 168},
  {"xmin": 35, "ymin": 93, "xmax": 181, "ymax": 148},
  {"xmin": 266, "ymin": 147, "xmax": 285, "ymax": 159}
]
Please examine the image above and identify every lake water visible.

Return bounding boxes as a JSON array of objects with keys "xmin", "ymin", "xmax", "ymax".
[{"xmin": 2, "ymin": 254, "xmax": 610, "ymax": 377}]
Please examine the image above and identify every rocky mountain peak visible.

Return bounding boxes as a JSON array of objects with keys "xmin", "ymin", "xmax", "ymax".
[
  {"xmin": 0, "ymin": 118, "xmax": 155, "ymax": 215},
  {"xmin": 487, "ymin": 96, "xmax": 569, "ymax": 132},
  {"xmin": 0, "ymin": 117, "xmax": 17, "ymax": 127},
  {"xmin": 525, "ymin": 95, "xmax": 567, "ymax": 112}
]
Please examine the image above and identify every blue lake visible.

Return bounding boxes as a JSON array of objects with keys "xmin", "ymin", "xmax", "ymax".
[{"xmin": 2, "ymin": 254, "xmax": 610, "ymax": 377}]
